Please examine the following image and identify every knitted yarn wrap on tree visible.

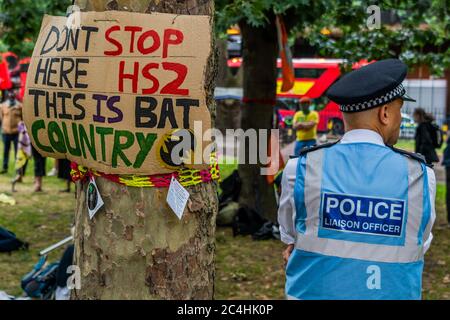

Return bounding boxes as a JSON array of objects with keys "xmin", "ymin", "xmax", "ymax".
[{"xmin": 70, "ymin": 153, "xmax": 220, "ymax": 188}]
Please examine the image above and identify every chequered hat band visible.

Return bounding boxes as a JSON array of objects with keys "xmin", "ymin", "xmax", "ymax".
[{"xmin": 340, "ymin": 84, "xmax": 405, "ymax": 112}]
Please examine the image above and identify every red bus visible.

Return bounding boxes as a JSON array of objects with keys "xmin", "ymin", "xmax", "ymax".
[{"xmin": 228, "ymin": 58, "xmax": 371, "ymax": 135}]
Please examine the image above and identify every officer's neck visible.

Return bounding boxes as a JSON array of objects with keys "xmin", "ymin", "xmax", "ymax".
[{"xmin": 344, "ymin": 125, "xmax": 388, "ymax": 145}]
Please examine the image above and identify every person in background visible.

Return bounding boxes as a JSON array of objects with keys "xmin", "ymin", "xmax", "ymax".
[
  {"xmin": 413, "ymin": 108, "xmax": 439, "ymax": 165},
  {"xmin": 0, "ymin": 91, "xmax": 22, "ymax": 174},
  {"xmin": 442, "ymin": 132, "xmax": 450, "ymax": 227},
  {"xmin": 57, "ymin": 159, "xmax": 72, "ymax": 193},
  {"xmin": 293, "ymin": 96, "xmax": 319, "ymax": 156},
  {"xmin": 11, "ymin": 121, "xmax": 31, "ymax": 192},
  {"xmin": 32, "ymin": 146, "xmax": 46, "ymax": 192}
]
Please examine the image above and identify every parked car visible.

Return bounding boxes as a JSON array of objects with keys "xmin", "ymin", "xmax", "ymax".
[{"xmin": 399, "ymin": 113, "xmax": 417, "ymax": 139}]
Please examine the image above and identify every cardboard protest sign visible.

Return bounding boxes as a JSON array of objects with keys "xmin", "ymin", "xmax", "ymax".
[{"xmin": 23, "ymin": 12, "xmax": 212, "ymax": 175}]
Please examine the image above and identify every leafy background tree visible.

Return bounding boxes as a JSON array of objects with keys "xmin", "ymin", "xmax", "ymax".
[
  {"xmin": 307, "ymin": 0, "xmax": 449, "ymax": 76},
  {"xmin": 217, "ymin": 0, "xmax": 449, "ymax": 73},
  {"xmin": 0, "ymin": 0, "xmax": 70, "ymax": 57}
]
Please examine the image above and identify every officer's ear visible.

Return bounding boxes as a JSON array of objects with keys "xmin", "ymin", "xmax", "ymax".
[{"xmin": 377, "ymin": 104, "xmax": 390, "ymax": 125}]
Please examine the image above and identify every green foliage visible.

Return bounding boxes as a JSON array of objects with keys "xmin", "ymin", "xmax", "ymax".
[
  {"xmin": 0, "ymin": 0, "xmax": 70, "ymax": 57},
  {"xmin": 216, "ymin": 0, "xmax": 327, "ymax": 29},
  {"xmin": 216, "ymin": 0, "xmax": 449, "ymax": 76},
  {"xmin": 307, "ymin": 0, "xmax": 449, "ymax": 76},
  {"xmin": 0, "ymin": 39, "xmax": 8, "ymax": 52}
]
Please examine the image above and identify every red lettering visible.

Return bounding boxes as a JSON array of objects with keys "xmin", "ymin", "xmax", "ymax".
[
  {"xmin": 163, "ymin": 29, "xmax": 183, "ymax": 58},
  {"xmin": 104, "ymin": 26, "xmax": 123, "ymax": 56},
  {"xmin": 104, "ymin": 27, "xmax": 185, "ymax": 57},
  {"xmin": 161, "ymin": 62, "xmax": 188, "ymax": 96},
  {"xmin": 118, "ymin": 61, "xmax": 139, "ymax": 93},
  {"xmin": 142, "ymin": 63, "xmax": 160, "ymax": 94},
  {"xmin": 137, "ymin": 30, "xmax": 161, "ymax": 55},
  {"xmin": 124, "ymin": 26, "xmax": 143, "ymax": 53}
]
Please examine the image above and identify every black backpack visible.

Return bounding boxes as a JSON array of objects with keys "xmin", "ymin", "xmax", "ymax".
[
  {"xmin": 428, "ymin": 122, "xmax": 444, "ymax": 148},
  {"xmin": 0, "ymin": 226, "xmax": 28, "ymax": 253}
]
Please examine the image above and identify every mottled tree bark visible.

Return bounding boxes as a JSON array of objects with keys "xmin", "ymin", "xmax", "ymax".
[
  {"xmin": 72, "ymin": 0, "xmax": 218, "ymax": 300},
  {"xmin": 238, "ymin": 19, "xmax": 278, "ymax": 223}
]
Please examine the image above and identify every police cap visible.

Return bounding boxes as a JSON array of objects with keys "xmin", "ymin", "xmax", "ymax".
[{"xmin": 326, "ymin": 59, "xmax": 416, "ymax": 113}]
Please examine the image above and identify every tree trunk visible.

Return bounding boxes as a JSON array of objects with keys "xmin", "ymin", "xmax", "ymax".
[
  {"xmin": 238, "ymin": 19, "xmax": 278, "ymax": 223},
  {"xmin": 72, "ymin": 0, "xmax": 218, "ymax": 300},
  {"xmin": 216, "ymin": 38, "xmax": 243, "ymax": 88}
]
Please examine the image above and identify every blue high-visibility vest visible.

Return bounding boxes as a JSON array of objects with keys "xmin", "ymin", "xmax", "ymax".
[{"xmin": 286, "ymin": 142, "xmax": 432, "ymax": 300}]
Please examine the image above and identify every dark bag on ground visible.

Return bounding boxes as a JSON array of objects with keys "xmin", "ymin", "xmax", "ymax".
[
  {"xmin": 232, "ymin": 206, "xmax": 267, "ymax": 237},
  {"xmin": 0, "ymin": 226, "xmax": 28, "ymax": 253},
  {"xmin": 428, "ymin": 122, "xmax": 444, "ymax": 148},
  {"xmin": 252, "ymin": 222, "xmax": 281, "ymax": 241}
]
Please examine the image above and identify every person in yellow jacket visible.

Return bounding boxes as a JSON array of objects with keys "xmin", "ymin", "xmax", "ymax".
[{"xmin": 293, "ymin": 96, "xmax": 319, "ymax": 156}]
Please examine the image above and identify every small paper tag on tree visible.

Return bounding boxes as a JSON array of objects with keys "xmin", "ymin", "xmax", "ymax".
[
  {"xmin": 166, "ymin": 176, "xmax": 190, "ymax": 219},
  {"xmin": 87, "ymin": 176, "xmax": 104, "ymax": 220}
]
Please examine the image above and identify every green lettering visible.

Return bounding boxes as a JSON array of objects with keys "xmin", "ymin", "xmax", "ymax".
[
  {"xmin": 79, "ymin": 124, "xmax": 97, "ymax": 160},
  {"xmin": 112, "ymin": 130, "xmax": 134, "ymax": 168},
  {"xmin": 62, "ymin": 122, "xmax": 81, "ymax": 157},
  {"xmin": 96, "ymin": 126, "xmax": 114, "ymax": 162},
  {"xmin": 133, "ymin": 132, "xmax": 157, "ymax": 168},
  {"xmin": 31, "ymin": 120, "xmax": 53, "ymax": 153},
  {"xmin": 48, "ymin": 121, "xmax": 67, "ymax": 153}
]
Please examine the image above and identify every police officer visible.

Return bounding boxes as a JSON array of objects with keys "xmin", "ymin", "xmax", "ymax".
[{"xmin": 278, "ymin": 59, "xmax": 436, "ymax": 300}]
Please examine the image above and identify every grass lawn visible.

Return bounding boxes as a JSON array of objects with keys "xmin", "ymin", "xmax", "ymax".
[
  {"xmin": 395, "ymin": 138, "xmax": 446, "ymax": 156},
  {"xmin": 0, "ymin": 141, "xmax": 449, "ymax": 299},
  {"xmin": 395, "ymin": 139, "xmax": 416, "ymax": 151}
]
